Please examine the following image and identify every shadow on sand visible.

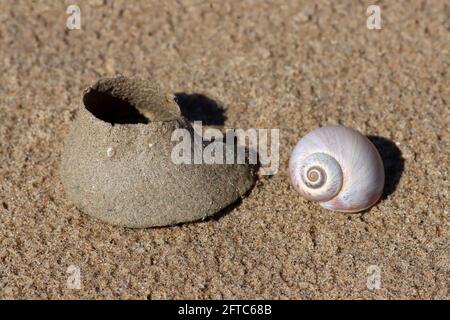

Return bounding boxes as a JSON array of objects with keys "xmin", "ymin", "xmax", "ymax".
[{"xmin": 368, "ymin": 135, "xmax": 405, "ymax": 200}]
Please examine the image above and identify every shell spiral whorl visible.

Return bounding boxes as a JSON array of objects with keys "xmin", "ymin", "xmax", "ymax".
[{"xmin": 297, "ymin": 153, "xmax": 343, "ymax": 202}]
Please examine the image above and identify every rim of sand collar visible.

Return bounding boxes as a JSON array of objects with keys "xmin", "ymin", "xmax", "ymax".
[{"xmin": 82, "ymin": 77, "xmax": 182, "ymax": 125}]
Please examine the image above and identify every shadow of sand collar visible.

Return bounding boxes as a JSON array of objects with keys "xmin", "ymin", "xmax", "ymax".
[{"xmin": 175, "ymin": 93, "xmax": 226, "ymax": 126}]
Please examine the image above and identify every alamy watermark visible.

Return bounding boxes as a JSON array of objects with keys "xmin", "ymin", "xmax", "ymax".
[
  {"xmin": 366, "ymin": 265, "xmax": 381, "ymax": 290},
  {"xmin": 66, "ymin": 265, "xmax": 82, "ymax": 290},
  {"xmin": 367, "ymin": 5, "xmax": 381, "ymax": 30},
  {"xmin": 171, "ymin": 122, "xmax": 279, "ymax": 175},
  {"xmin": 66, "ymin": 5, "xmax": 81, "ymax": 30},
  {"xmin": 65, "ymin": 4, "xmax": 380, "ymax": 31}
]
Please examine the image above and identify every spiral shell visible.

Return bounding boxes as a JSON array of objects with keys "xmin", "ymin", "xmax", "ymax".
[{"xmin": 289, "ymin": 125, "xmax": 385, "ymax": 212}]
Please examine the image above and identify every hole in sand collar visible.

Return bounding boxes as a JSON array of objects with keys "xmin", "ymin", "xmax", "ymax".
[{"xmin": 83, "ymin": 89, "xmax": 149, "ymax": 125}]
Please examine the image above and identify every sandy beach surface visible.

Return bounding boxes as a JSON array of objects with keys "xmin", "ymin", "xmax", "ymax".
[{"xmin": 0, "ymin": 0, "xmax": 448, "ymax": 299}]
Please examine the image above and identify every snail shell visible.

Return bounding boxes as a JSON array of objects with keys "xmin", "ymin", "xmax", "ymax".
[{"xmin": 289, "ymin": 125, "xmax": 384, "ymax": 212}]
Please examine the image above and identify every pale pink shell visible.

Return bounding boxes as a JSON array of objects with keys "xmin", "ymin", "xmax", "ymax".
[{"xmin": 289, "ymin": 125, "xmax": 385, "ymax": 212}]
